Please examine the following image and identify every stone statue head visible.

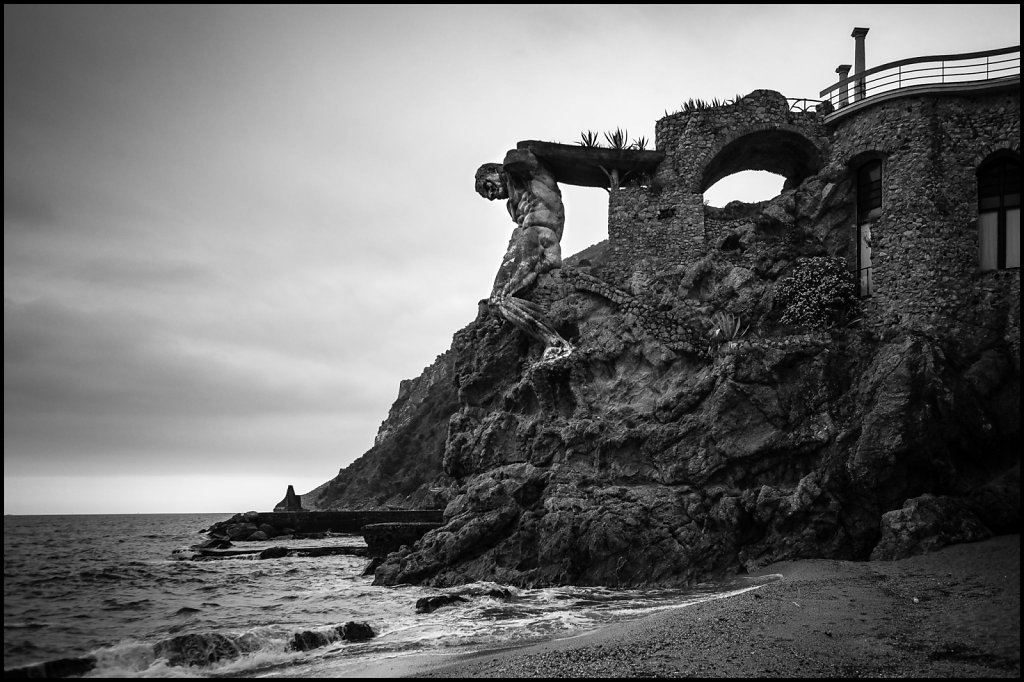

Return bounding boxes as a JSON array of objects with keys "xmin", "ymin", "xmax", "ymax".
[{"xmin": 475, "ymin": 163, "xmax": 507, "ymax": 201}]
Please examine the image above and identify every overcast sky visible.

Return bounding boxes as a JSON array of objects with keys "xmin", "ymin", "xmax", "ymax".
[{"xmin": 4, "ymin": 5, "xmax": 1019, "ymax": 515}]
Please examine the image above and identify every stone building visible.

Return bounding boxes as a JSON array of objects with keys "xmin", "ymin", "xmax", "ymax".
[{"xmin": 533, "ymin": 28, "xmax": 1020, "ymax": 354}]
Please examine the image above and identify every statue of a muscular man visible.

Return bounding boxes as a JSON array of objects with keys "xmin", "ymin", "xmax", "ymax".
[{"xmin": 475, "ymin": 149, "xmax": 573, "ymax": 362}]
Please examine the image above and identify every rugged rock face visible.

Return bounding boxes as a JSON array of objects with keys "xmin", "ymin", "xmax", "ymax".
[
  {"xmin": 305, "ymin": 172, "xmax": 1019, "ymax": 589},
  {"xmin": 300, "ymin": 350, "xmax": 460, "ymax": 510}
]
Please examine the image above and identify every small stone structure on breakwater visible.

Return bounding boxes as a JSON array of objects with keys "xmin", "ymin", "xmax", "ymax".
[{"xmin": 273, "ymin": 484, "xmax": 305, "ymax": 511}]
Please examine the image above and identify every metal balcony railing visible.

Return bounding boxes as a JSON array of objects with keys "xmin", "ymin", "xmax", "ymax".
[
  {"xmin": 787, "ymin": 98, "xmax": 825, "ymax": 112},
  {"xmin": 819, "ymin": 45, "xmax": 1020, "ymax": 112}
]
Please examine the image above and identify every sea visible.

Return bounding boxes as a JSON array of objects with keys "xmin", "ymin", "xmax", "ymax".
[{"xmin": 4, "ymin": 513, "xmax": 778, "ymax": 678}]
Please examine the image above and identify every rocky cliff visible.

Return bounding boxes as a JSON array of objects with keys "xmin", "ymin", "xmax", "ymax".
[
  {"xmin": 300, "ymin": 348, "xmax": 459, "ymax": 511},
  {"xmin": 303, "ymin": 171, "xmax": 1019, "ymax": 589}
]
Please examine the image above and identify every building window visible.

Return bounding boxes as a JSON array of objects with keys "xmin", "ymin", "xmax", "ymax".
[
  {"xmin": 978, "ymin": 155, "xmax": 1020, "ymax": 270},
  {"xmin": 856, "ymin": 159, "xmax": 882, "ymax": 297}
]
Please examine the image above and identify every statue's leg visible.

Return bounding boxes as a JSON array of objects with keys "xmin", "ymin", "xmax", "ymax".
[{"xmin": 492, "ymin": 296, "xmax": 572, "ymax": 358}]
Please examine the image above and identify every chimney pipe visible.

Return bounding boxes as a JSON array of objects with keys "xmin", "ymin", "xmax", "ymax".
[
  {"xmin": 851, "ymin": 27, "xmax": 870, "ymax": 101},
  {"xmin": 836, "ymin": 64, "xmax": 852, "ymax": 107}
]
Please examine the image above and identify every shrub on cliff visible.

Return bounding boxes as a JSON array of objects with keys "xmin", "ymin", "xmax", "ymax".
[{"xmin": 775, "ymin": 256, "xmax": 859, "ymax": 328}]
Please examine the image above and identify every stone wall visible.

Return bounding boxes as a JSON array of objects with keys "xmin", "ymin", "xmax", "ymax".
[
  {"xmin": 604, "ymin": 90, "xmax": 829, "ymax": 281},
  {"xmin": 607, "ymin": 186, "xmax": 703, "ymax": 281},
  {"xmin": 825, "ymin": 87, "xmax": 1021, "ymax": 345}
]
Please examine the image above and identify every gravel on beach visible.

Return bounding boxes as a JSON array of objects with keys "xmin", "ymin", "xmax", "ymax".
[{"xmin": 396, "ymin": 534, "xmax": 1019, "ymax": 678}]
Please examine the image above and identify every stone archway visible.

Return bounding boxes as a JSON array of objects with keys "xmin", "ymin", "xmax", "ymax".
[
  {"xmin": 654, "ymin": 90, "xmax": 829, "ymax": 195},
  {"xmin": 700, "ymin": 128, "xmax": 824, "ymax": 193},
  {"xmin": 607, "ymin": 90, "xmax": 832, "ymax": 271}
]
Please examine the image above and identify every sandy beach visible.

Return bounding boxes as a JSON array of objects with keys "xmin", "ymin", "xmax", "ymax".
[{"xmin": 349, "ymin": 534, "xmax": 1019, "ymax": 678}]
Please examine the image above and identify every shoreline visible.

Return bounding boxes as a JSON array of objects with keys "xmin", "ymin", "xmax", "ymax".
[{"xmin": 342, "ymin": 534, "xmax": 1019, "ymax": 678}]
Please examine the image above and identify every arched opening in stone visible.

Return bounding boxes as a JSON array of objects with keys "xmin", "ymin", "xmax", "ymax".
[
  {"xmin": 703, "ymin": 170, "xmax": 786, "ymax": 208},
  {"xmin": 700, "ymin": 129, "xmax": 822, "ymax": 207}
]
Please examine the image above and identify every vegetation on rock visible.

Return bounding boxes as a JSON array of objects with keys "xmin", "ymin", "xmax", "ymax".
[{"xmin": 775, "ymin": 256, "xmax": 860, "ymax": 329}]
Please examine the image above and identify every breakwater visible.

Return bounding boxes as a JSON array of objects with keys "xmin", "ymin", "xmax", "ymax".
[
  {"xmin": 250, "ymin": 510, "xmax": 443, "ymax": 533},
  {"xmin": 206, "ymin": 510, "xmax": 444, "ymax": 538}
]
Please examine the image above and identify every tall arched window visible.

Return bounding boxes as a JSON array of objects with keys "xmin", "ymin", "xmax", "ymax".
[
  {"xmin": 856, "ymin": 159, "xmax": 882, "ymax": 297},
  {"xmin": 977, "ymin": 154, "xmax": 1020, "ymax": 270}
]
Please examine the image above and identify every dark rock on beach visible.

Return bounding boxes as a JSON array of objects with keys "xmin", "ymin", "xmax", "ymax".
[
  {"xmin": 483, "ymin": 587, "xmax": 513, "ymax": 601},
  {"xmin": 195, "ymin": 537, "xmax": 233, "ymax": 550},
  {"xmin": 339, "ymin": 621, "xmax": 375, "ymax": 641},
  {"xmin": 415, "ymin": 586, "xmax": 514, "ymax": 613},
  {"xmin": 153, "ymin": 632, "xmax": 252, "ymax": 667},
  {"xmin": 258, "ymin": 546, "xmax": 290, "ymax": 560},
  {"xmin": 223, "ymin": 522, "xmax": 259, "ymax": 541},
  {"xmin": 289, "ymin": 622, "xmax": 375, "ymax": 652},
  {"xmin": 362, "ymin": 557, "xmax": 385, "ymax": 575},
  {"xmin": 415, "ymin": 594, "xmax": 470, "ymax": 613}
]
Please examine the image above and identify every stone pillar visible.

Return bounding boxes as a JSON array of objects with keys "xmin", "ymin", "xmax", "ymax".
[
  {"xmin": 275, "ymin": 484, "xmax": 304, "ymax": 512},
  {"xmin": 852, "ymin": 27, "xmax": 869, "ymax": 101},
  {"xmin": 835, "ymin": 64, "xmax": 852, "ymax": 108}
]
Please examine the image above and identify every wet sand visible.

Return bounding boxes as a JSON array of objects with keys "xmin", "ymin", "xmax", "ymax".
[{"xmin": 361, "ymin": 534, "xmax": 1019, "ymax": 678}]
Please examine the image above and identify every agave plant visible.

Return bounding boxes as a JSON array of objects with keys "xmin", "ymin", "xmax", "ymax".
[
  {"xmin": 579, "ymin": 130, "xmax": 601, "ymax": 147},
  {"xmin": 630, "ymin": 136, "xmax": 649, "ymax": 151},
  {"xmin": 681, "ymin": 95, "xmax": 747, "ymax": 112},
  {"xmin": 706, "ymin": 310, "xmax": 749, "ymax": 342},
  {"xmin": 603, "ymin": 127, "xmax": 629, "ymax": 150}
]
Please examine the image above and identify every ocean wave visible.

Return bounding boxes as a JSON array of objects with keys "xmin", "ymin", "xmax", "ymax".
[
  {"xmin": 5, "ymin": 515, "xmax": 775, "ymax": 678},
  {"xmin": 4, "ymin": 623, "xmax": 377, "ymax": 678},
  {"xmin": 101, "ymin": 598, "xmax": 154, "ymax": 611},
  {"xmin": 4, "ymin": 580, "xmax": 770, "ymax": 679},
  {"xmin": 4, "ymin": 622, "xmax": 52, "ymax": 630}
]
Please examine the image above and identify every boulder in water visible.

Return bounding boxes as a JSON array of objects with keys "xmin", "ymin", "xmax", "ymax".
[
  {"xmin": 288, "ymin": 622, "xmax": 375, "ymax": 651},
  {"xmin": 415, "ymin": 594, "xmax": 470, "ymax": 613},
  {"xmin": 154, "ymin": 632, "xmax": 245, "ymax": 667},
  {"xmin": 195, "ymin": 538, "xmax": 233, "ymax": 550},
  {"xmin": 224, "ymin": 523, "xmax": 259, "ymax": 541},
  {"xmin": 339, "ymin": 621, "xmax": 375, "ymax": 641},
  {"xmin": 258, "ymin": 546, "xmax": 290, "ymax": 560}
]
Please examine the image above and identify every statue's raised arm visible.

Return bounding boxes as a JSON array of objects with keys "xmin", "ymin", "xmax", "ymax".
[{"xmin": 475, "ymin": 149, "xmax": 573, "ymax": 362}]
